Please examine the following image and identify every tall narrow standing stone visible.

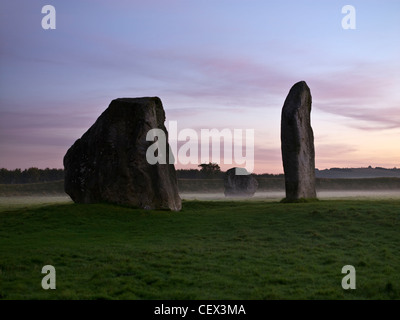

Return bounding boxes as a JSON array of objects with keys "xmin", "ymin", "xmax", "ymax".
[{"xmin": 281, "ymin": 81, "xmax": 316, "ymax": 201}]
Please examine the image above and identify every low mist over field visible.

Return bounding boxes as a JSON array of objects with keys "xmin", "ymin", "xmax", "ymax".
[
  {"xmin": 181, "ymin": 190, "xmax": 400, "ymax": 201},
  {"xmin": 2, "ymin": 190, "xmax": 400, "ymax": 211}
]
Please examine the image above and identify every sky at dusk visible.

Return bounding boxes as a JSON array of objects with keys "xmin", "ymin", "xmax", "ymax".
[{"xmin": 1, "ymin": 0, "xmax": 400, "ymax": 174}]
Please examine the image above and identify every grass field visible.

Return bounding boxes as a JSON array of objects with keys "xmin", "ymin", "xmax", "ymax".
[{"xmin": 1, "ymin": 197, "xmax": 400, "ymax": 300}]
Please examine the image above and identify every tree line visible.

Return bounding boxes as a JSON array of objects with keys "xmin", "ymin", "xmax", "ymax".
[
  {"xmin": 0, "ymin": 164, "xmax": 225, "ymax": 183},
  {"xmin": 0, "ymin": 168, "xmax": 64, "ymax": 184},
  {"xmin": 0, "ymin": 163, "xmax": 283, "ymax": 184}
]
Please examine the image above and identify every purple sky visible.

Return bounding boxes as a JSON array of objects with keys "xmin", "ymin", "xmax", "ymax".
[{"xmin": 1, "ymin": 0, "xmax": 400, "ymax": 174}]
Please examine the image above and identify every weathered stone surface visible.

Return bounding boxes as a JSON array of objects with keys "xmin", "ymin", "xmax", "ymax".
[
  {"xmin": 281, "ymin": 81, "xmax": 316, "ymax": 201},
  {"xmin": 224, "ymin": 167, "xmax": 258, "ymax": 197},
  {"xmin": 63, "ymin": 97, "xmax": 182, "ymax": 211}
]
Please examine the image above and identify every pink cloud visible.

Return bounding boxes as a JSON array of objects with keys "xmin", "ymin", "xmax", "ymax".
[{"xmin": 316, "ymin": 104, "xmax": 400, "ymax": 130}]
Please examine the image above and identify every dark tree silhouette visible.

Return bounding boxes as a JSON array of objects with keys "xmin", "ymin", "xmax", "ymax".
[
  {"xmin": 198, "ymin": 162, "xmax": 221, "ymax": 177},
  {"xmin": 0, "ymin": 168, "xmax": 64, "ymax": 184}
]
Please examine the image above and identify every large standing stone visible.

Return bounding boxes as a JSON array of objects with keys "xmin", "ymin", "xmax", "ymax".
[
  {"xmin": 63, "ymin": 97, "xmax": 182, "ymax": 211},
  {"xmin": 224, "ymin": 167, "xmax": 258, "ymax": 197},
  {"xmin": 281, "ymin": 81, "xmax": 316, "ymax": 201}
]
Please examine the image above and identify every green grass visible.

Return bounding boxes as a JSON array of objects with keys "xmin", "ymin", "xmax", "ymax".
[{"xmin": 1, "ymin": 199, "xmax": 400, "ymax": 299}]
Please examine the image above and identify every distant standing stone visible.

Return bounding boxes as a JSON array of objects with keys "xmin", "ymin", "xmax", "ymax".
[
  {"xmin": 224, "ymin": 168, "xmax": 258, "ymax": 197},
  {"xmin": 281, "ymin": 81, "xmax": 316, "ymax": 201},
  {"xmin": 63, "ymin": 97, "xmax": 182, "ymax": 211}
]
